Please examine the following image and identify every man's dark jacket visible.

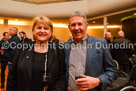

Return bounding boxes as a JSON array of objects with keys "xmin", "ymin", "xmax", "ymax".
[
  {"xmin": 112, "ymin": 37, "xmax": 134, "ymax": 64},
  {"xmin": 6, "ymin": 34, "xmax": 21, "ymax": 62}
]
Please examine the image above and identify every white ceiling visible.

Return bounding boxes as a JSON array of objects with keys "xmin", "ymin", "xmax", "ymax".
[{"xmin": 0, "ymin": 0, "xmax": 136, "ymax": 19}]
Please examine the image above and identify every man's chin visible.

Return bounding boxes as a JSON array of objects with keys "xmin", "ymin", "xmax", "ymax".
[
  {"xmin": 73, "ymin": 37, "xmax": 83, "ymax": 42},
  {"xmin": 75, "ymin": 36, "xmax": 82, "ymax": 40},
  {"xmin": 74, "ymin": 35, "xmax": 82, "ymax": 38}
]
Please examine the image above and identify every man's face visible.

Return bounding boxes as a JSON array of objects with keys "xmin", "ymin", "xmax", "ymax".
[
  {"xmin": 106, "ymin": 33, "xmax": 112, "ymax": 39},
  {"xmin": 8, "ymin": 28, "xmax": 15, "ymax": 36},
  {"xmin": 68, "ymin": 16, "xmax": 87, "ymax": 43},
  {"xmin": 4, "ymin": 33, "xmax": 10, "ymax": 41},
  {"xmin": 19, "ymin": 33, "xmax": 25, "ymax": 40}
]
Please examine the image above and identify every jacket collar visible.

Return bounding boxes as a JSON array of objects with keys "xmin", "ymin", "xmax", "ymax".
[{"xmin": 116, "ymin": 36, "xmax": 124, "ymax": 39}]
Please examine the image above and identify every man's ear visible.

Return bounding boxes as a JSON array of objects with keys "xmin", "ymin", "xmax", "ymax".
[
  {"xmin": 13, "ymin": 30, "xmax": 16, "ymax": 34},
  {"xmin": 86, "ymin": 23, "xmax": 88, "ymax": 31},
  {"xmin": 86, "ymin": 23, "xmax": 88, "ymax": 27},
  {"xmin": 68, "ymin": 25, "xmax": 70, "ymax": 29},
  {"xmin": 14, "ymin": 30, "xmax": 17, "ymax": 34},
  {"xmin": 68, "ymin": 25, "xmax": 71, "ymax": 32}
]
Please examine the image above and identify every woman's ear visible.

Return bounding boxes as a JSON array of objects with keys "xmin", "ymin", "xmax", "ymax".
[
  {"xmin": 33, "ymin": 32, "xmax": 36, "ymax": 41},
  {"xmin": 49, "ymin": 32, "xmax": 53, "ymax": 42}
]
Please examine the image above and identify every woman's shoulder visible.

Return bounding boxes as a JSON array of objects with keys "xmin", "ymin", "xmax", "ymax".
[{"xmin": 19, "ymin": 41, "xmax": 35, "ymax": 51}]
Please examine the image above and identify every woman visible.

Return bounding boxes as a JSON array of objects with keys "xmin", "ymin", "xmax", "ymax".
[{"xmin": 7, "ymin": 16, "xmax": 66, "ymax": 91}]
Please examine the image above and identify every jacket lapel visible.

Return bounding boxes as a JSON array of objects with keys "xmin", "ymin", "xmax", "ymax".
[
  {"xmin": 65, "ymin": 41, "xmax": 72, "ymax": 69},
  {"xmin": 85, "ymin": 35, "xmax": 95, "ymax": 74},
  {"xmin": 65, "ymin": 41, "xmax": 72, "ymax": 85},
  {"xmin": 47, "ymin": 47, "xmax": 55, "ymax": 71},
  {"xmin": 25, "ymin": 49, "xmax": 33, "ymax": 80}
]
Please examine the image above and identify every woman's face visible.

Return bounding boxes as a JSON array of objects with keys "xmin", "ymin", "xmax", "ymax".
[{"xmin": 33, "ymin": 22, "xmax": 52, "ymax": 43}]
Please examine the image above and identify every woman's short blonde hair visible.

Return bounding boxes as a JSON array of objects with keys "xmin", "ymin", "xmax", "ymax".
[
  {"xmin": 32, "ymin": 16, "xmax": 53, "ymax": 31},
  {"xmin": 32, "ymin": 16, "xmax": 53, "ymax": 40}
]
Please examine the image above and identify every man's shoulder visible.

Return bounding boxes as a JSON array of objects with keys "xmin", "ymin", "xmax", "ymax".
[
  {"xmin": 113, "ymin": 37, "xmax": 131, "ymax": 43},
  {"xmin": 25, "ymin": 37, "xmax": 30, "ymax": 40},
  {"xmin": 65, "ymin": 40, "xmax": 72, "ymax": 45},
  {"xmin": 64, "ymin": 36, "xmax": 106, "ymax": 44},
  {"xmin": 10, "ymin": 34, "xmax": 20, "ymax": 42},
  {"xmin": 123, "ymin": 38, "xmax": 131, "ymax": 43},
  {"xmin": 0, "ymin": 38, "xmax": 5, "ymax": 43},
  {"xmin": 25, "ymin": 37, "xmax": 32, "ymax": 42},
  {"xmin": 10, "ymin": 34, "xmax": 18, "ymax": 39},
  {"xmin": 0, "ymin": 40, "xmax": 2, "ymax": 47},
  {"xmin": 87, "ymin": 35, "xmax": 106, "ymax": 43}
]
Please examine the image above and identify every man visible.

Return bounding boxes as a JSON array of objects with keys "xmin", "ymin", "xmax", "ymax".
[
  {"xmin": 65, "ymin": 11, "xmax": 117, "ymax": 91},
  {"xmin": 112, "ymin": 31, "xmax": 134, "ymax": 75},
  {"xmin": 0, "ymin": 32, "xmax": 10, "ymax": 88},
  {"xmin": 7, "ymin": 27, "xmax": 21, "ymax": 70},
  {"xmin": 0, "ymin": 40, "xmax": 2, "ymax": 60},
  {"xmin": 19, "ymin": 31, "xmax": 31, "ymax": 43},
  {"xmin": 68, "ymin": 34, "xmax": 73, "ymax": 41},
  {"xmin": 105, "ymin": 32, "xmax": 112, "ymax": 44},
  {"xmin": 105, "ymin": 32, "xmax": 112, "ymax": 53},
  {"xmin": 134, "ymin": 41, "xmax": 136, "ymax": 54}
]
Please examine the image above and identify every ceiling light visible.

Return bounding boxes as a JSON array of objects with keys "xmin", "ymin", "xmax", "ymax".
[
  {"xmin": 107, "ymin": 25, "xmax": 121, "ymax": 28},
  {"xmin": 53, "ymin": 23, "xmax": 68, "ymax": 28},
  {"xmin": 8, "ymin": 20, "xmax": 28, "ymax": 25},
  {"xmin": 88, "ymin": 25, "xmax": 121, "ymax": 29},
  {"xmin": 0, "ymin": 19, "xmax": 4, "ymax": 24},
  {"xmin": 1, "ymin": 19, "xmax": 121, "ymax": 29},
  {"xmin": 93, "ymin": 21, "xmax": 95, "ymax": 23},
  {"xmin": 53, "ymin": 23, "xmax": 121, "ymax": 29}
]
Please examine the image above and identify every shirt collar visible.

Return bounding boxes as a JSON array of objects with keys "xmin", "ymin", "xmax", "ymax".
[{"xmin": 72, "ymin": 35, "xmax": 87, "ymax": 44}]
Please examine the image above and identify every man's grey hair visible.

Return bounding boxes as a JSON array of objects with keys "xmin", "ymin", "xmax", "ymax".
[
  {"xmin": 69, "ymin": 11, "xmax": 88, "ymax": 24},
  {"xmin": 11, "ymin": 27, "xmax": 18, "ymax": 33}
]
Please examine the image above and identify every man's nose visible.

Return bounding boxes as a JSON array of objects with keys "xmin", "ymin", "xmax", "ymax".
[{"xmin": 75, "ymin": 24, "xmax": 80, "ymax": 30}]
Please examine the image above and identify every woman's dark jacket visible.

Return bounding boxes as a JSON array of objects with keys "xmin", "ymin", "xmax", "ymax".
[{"xmin": 7, "ymin": 42, "xmax": 66, "ymax": 91}]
